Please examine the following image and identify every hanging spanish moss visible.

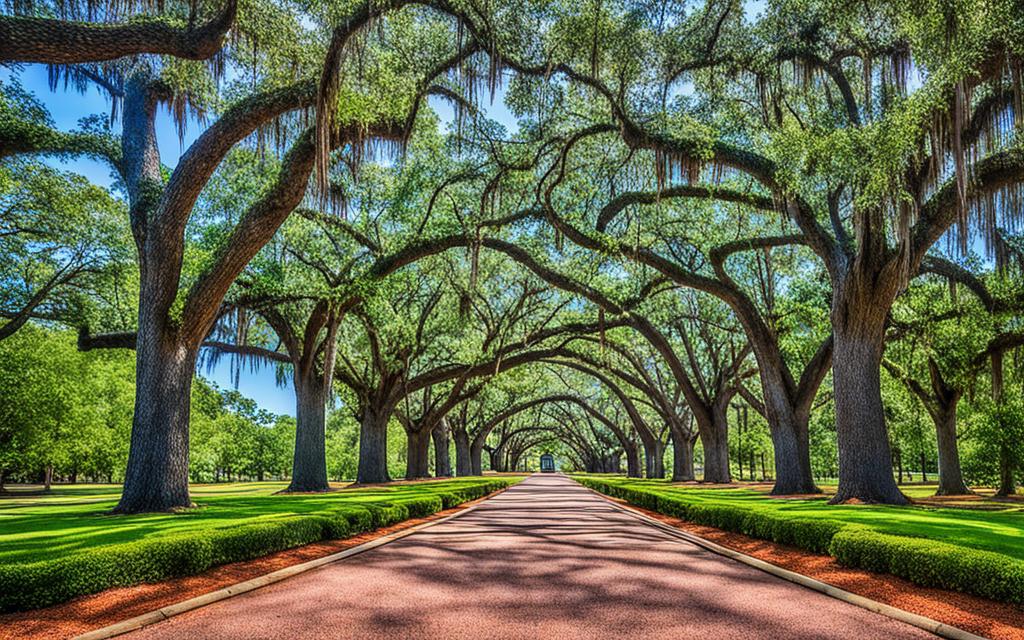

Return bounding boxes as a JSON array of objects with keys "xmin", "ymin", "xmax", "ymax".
[{"xmin": 653, "ymin": 148, "xmax": 702, "ymax": 193}]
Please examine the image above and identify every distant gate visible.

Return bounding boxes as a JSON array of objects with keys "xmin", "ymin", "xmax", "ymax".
[{"xmin": 539, "ymin": 453, "xmax": 555, "ymax": 473}]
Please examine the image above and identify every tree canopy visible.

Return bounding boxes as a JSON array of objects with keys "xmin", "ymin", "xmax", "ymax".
[{"xmin": 1, "ymin": 0, "xmax": 1022, "ymax": 509}]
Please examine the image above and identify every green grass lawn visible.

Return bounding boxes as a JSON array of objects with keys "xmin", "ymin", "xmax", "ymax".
[
  {"xmin": 573, "ymin": 476, "xmax": 1024, "ymax": 561},
  {"xmin": 0, "ymin": 478, "xmax": 523, "ymax": 566}
]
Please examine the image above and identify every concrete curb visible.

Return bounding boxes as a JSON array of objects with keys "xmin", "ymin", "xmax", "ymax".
[
  {"xmin": 73, "ymin": 488, "xmax": 508, "ymax": 640},
  {"xmin": 584, "ymin": 485, "xmax": 989, "ymax": 640}
]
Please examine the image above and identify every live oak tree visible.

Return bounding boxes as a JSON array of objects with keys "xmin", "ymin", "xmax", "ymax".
[
  {"xmin": 884, "ymin": 266, "xmax": 1024, "ymax": 495},
  {"xmin": 5, "ymin": 0, "xmax": 522, "ymax": 511},
  {"xmin": 489, "ymin": 0, "xmax": 1024, "ymax": 503}
]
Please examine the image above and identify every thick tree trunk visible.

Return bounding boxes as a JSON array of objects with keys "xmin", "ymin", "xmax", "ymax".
[
  {"xmin": 453, "ymin": 429, "xmax": 473, "ymax": 476},
  {"xmin": 830, "ymin": 303, "xmax": 907, "ymax": 505},
  {"xmin": 604, "ymin": 454, "xmax": 621, "ymax": 473},
  {"xmin": 470, "ymin": 441, "xmax": 485, "ymax": 476},
  {"xmin": 743, "ymin": 331, "xmax": 824, "ymax": 493},
  {"xmin": 356, "ymin": 404, "xmax": 391, "ymax": 484},
  {"xmin": 432, "ymin": 420, "xmax": 451, "ymax": 477},
  {"xmin": 698, "ymin": 407, "xmax": 731, "ymax": 483},
  {"xmin": 405, "ymin": 428, "xmax": 431, "ymax": 479},
  {"xmin": 43, "ymin": 465, "xmax": 52, "ymax": 492},
  {"xmin": 488, "ymin": 446, "xmax": 505, "ymax": 472},
  {"xmin": 670, "ymin": 431, "xmax": 695, "ymax": 482},
  {"xmin": 624, "ymin": 443, "xmax": 642, "ymax": 478},
  {"xmin": 287, "ymin": 373, "xmax": 329, "ymax": 492},
  {"xmin": 115, "ymin": 332, "xmax": 196, "ymax": 513},
  {"xmin": 508, "ymin": 450, "xmax": 523, "ymax": 472},
  {"xmin": 643, "ymin": 439, "xmax": 665, "ymax": 479},
  {"xmin": 761, "ymin": 388, "xmax": 819, "ymax": 494},
  {"xmin": 933, "ymin": 403, "xmax": 969, "ymax": 495}
]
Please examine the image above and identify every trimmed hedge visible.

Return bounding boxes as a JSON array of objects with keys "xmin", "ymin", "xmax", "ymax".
[
  {"xmin": 0, "ymin": 479, "xmax": 510, "ymax": 612},
  {"xmin": 830, "ymin": 527, "xmax": 1024, "ymax": 604},
  {"xmin": 577, "ymin": 476, "xmax": 1024, "ymax": 604}
]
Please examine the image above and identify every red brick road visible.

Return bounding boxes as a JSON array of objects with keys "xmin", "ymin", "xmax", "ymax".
[{"xmin": 124, "ymin": 474, "xmax": 936, "ymax": 639}]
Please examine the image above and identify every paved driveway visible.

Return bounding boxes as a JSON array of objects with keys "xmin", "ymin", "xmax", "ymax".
[{"xmin": 124, "ymin": 474, "xmax": 936, "ymax": 639}]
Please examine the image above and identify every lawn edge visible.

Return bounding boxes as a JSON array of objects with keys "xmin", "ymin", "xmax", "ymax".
[
  {"xmin": 578, "ymin": 481, "xmax": 987, "ymax": 640},
  {"xmin": 71, "ymin": 483, "xmax": 513, "ymax": 640}
]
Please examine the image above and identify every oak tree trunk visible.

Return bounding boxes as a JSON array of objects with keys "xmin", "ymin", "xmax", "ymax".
[
  {"xmin": 287, "ymin": 373, "xmax": 329, "ymax": 492},
  {"xmin": 698, "ymin": 407, "xmax": 731, "ymax": 483},
  {"xmin": 432, "ymin": 421, "xmax": 451, "ymax": 477},
  {"xmin": 931, "ymin": 401, "xmax": 970, "ymax": 495},
  {"xmin": 405, "ymin": 428, "xmax": 431, "ymax": 479},
  {"xmin": 764, "ymin": 398, "xmax": 818, "ymax": 494},
  {"xmin": 453, "ymin": 429, "xmax": 473, "ymax": 476},
  {"xmin": 830, "ymin": 303, "xmax": 907, "ymax": 505},
  {"xmin": 488, "ymin": 446, "xmax": 505, "ymax": 472},
  {"xmin": 470, "ymin": 441, "xmax": 485, "ymax": 476},
  {"xmin": 624, "ymin": 443, "xmax": 642, "ymax": 478},
  {"xmin": 115, "ymin": 330, "xmax": 196, "ymax": 513},
  {"xmin": 670, "ymin": 431, "xmax": 695, "ymax": 482},
  {"xmin": 356, "ymin": 404, "xmax": 391, "ymax": 484},
  {"xmin": 643, "ymin": 439, "xmax": 665, "ymax": 479}
]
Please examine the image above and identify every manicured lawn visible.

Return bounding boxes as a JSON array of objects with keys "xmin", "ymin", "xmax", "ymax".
[
  {"xmin": 0, "ymin": 478, "xmax": 523, "ymax": 566},
  {"xmin": 574, "ymin": 476, "xmax": 1024, "ymax": 561}
]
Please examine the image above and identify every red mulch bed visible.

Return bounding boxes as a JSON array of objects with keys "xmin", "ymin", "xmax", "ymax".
[
  {"xmin": 0, "ymin": 495, "xmax": 494, "ymax": 640},
  {"xmin": 613, "ymin": 497, "xmax": 1024, "ymax": 640}
]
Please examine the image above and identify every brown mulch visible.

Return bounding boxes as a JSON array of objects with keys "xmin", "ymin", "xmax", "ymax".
[
  {"xmin": 611, "ymin": 497, "xmax": 1024, "ymax": 640},
  {"xmin": 0, "ymin": 493, "xmax": 499, "ymax": 640}
]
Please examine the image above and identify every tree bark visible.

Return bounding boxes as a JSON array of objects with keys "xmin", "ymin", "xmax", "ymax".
[
  {"xmin": 697, "ymin": 405, "xmax": 731, "ymax": 483},
  {"xmin": 670, "ymin": 430, "xmax": 695, "ymax": 482},
  {"xmin": 433, "ymin": 419, "xmax": 451, "ymax": 477},
  {"xmin": 488, "ymin": 446, "xmax": 505, "ymax": 473},
  {"xmin": 0, "ymin": 3, "xmax": 237, "ymax": 64},
  {"xmin": 287, "ymin": 373, "xmax": 329, "ymax": 492},
  {"xmin": 932, "ymin": 412, "xmax": 969, "ymax": 494},
  {"xmin": 765, "ymin": 399, "xmax": 818, "ymax": 494},
  {"xmin": 470, "ymin": 442, "xmax": 486, "ymax": 475},
  {"xmin": 624, "ymin": 443, "xmax": 642, "ymax": 478},
  {"xmin": 356, "ymin": 404, "xmax": 391, "ymax": 484},
  {"xmin": 829, "ymin": 298, "xmax": 908, "ymax": 504},
  {"xmin": 643, "ymin": 439, "xmax": 665, "ymax": 479},
  {"xmin": 453, "ymin": 428, "xmax": 473, "ymax": 476},
  {"xmin": 405, "ymin": 428, "xmax": 432, "ymax": 479},
  {"xmin": 115, "ymin": 331, "xmax": 196, "ymax": 513}
]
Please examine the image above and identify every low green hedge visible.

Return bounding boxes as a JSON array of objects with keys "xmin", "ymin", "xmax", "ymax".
[
  {"xmin": 577, "ymin": 477, "xmax": 1024, "ymax": 604},
  {"xmin": 830, "ymin": 527, "xmax": 1024, "ymax": 604},
  {"xmin": 0, "ymin": 479, "xmax": 509, "ymax": 612}
]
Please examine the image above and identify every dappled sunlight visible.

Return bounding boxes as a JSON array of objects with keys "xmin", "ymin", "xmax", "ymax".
[{"xmin": 122, "ymin": 476, "xmax": 934, "ymax": 640}]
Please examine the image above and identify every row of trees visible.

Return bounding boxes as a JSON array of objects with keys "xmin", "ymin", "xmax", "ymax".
[{"xmin": 1, "ymin": 0, "xmax": 1022, "ymax": 511}]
